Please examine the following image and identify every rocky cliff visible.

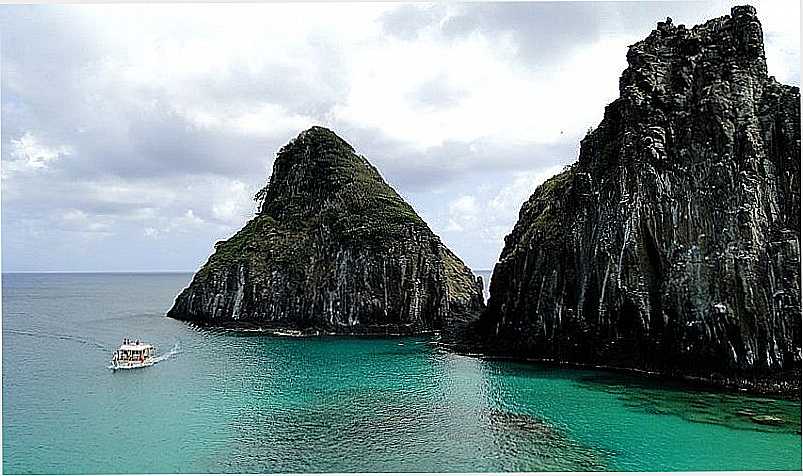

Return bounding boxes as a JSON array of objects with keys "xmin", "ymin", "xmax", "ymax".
[
  {"xmin": 470, "ymin": 6, "xmax": 801, "ymax": 388},
  {"xmin": 168, "ymin": 126, "xmax": 484, "ymax": 334}
]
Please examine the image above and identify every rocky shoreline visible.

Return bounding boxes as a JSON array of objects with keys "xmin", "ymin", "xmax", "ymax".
[
  {"xmin": 176, "ymin": 318, "xmax": 442, "ymax": 338},
  {"xmin": 172, "ymin": 313, "xmax": 799, "ymax": 398},
  {"xmin": 439, "ymin": 339, "xmax": 801, "ymax": 399}
]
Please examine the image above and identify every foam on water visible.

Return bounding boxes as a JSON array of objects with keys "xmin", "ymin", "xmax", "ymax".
[{"xmin": 152, "ymin": 341, "xmax": 181, "ymax": 363}]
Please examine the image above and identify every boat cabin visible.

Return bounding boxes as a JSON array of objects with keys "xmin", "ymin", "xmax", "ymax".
[{"xmin": 113, "ymin": 343, "xmax": 155, "ymax": 363}]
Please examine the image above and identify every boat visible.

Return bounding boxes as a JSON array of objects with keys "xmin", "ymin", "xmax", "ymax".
[{"xmin": 110, "ymin": 339, "xmax": 156, "ymax": 371}]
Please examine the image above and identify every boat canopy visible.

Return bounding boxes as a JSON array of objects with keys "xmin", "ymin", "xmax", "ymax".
[{"xmin": 119, "ymin": 343, "xmax": 154, "ymax": 352}]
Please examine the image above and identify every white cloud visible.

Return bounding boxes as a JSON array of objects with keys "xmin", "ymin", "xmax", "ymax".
[
  {"xmin": 333, "ymin": 27, "xmax": 625, "ymax": 149},
  {"xmin": 59, "ymin": 208, "xmax": 113, "ymax": 236},
  {"xmin": 445, "ymin": 195, "xmax": 480, "ymax": 232},
  {"xmin": 3, "ymin": 132, "xmax": 72, "ymax": 177},
  {"xmin": 490, "ymin": 166, "xmax": 565, "ymax": 215},
  {"xmin": 434, "ymin": 165, "xmax": 567, "ymax": 267},
  {"xmin": 210, "ymin": 180, "xmax": 253, "ymax": 225},
  {"xmin": 181, "ymin": 210, "xmax": 204, "ymax": 227},
  {"xmin": 754, "ymin": 0, "xmax": 801, "ymax": 84},
  {"xmin": 181, "ymin": 103, "xmax": 316, "ymax": 139}
]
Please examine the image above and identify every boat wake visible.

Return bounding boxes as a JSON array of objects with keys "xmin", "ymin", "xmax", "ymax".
[
  {"xmin": 152, "ymin": 342, "xmax": 181, "ymax": 364},
  {"xmin": 5, "ymin": 328, "xmax": 112, "ymax": 353}
]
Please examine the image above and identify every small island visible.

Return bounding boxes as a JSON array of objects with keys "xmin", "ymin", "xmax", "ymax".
[{"xmin": 168, "ymin": 126, "xmax": 484, "ymax": 334}]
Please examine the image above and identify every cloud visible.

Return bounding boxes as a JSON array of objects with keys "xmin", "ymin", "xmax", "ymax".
[
  {"xmin": 406, "ymin": 75, "xmax": 468, "ymax": 111},
  {"xmin": 1, "ymin": 2, "xmax": 798, "ymax": 272},
  {"xmin": 489, "ymin": 167, "xmax": 565, "ymax": 214},
  {"xmin": 1, "ymin": 171, "xmax": 262, "ymax": 271},
  {"xmin": 331, "ymin": 124, "xmax": 578, "ymax": 193},
  {"xmin": 3, "ymin": 132, "xmax": 72, "ymax": 178},
  {"xmin": 440, "ymin": 2, "xmax": 608, "ymax": 65},
  {"xmin": 60, "ymin": 208, "xmax": 113, "ymax": 235},
  {"xmin": 438, "ymin": 165, "xmax": 565, "ymax": 254},
  {"xmin": 379, "ymin": 1, "xmax": 800, "ymax": 86},
  {"xmin": 445, "ymin": 195, "xmax": 480, "ymax": 232},
  {"xmin": 380, "ymin": 4, "xmax": 444, "ymax": 40},
  {"xmin": 0, "ymin": 5, "xmax": 352, "ymax": 184}
]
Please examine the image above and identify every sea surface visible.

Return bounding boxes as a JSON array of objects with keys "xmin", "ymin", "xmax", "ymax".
[{"xmin": 2, "ymin": 272, "xmax": 801, "ymax": 473}]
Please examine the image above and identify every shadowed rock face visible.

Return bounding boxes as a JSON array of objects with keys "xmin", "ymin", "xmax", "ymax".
[
  {"xmin": 168, "ymin": 127, "xmax": 484, "ymax": 333},
  {"xmin": 474, "ymin": 6, "xmax": 801, "ymax": 379}
]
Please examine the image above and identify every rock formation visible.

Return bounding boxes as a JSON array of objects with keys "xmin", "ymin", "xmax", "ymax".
[
  {"xmin": 470, "ymin": 6, "xmax": 801, "ymax": 387},
  {"xmin": 168, "ymin": 126, "xmax": 484, "ymax": 334}
]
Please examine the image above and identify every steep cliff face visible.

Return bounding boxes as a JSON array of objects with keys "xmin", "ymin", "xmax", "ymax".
[
  {"xmin": 475, "ymin": 6, "xmax": 801, "ymax": 381},
  {"xmin": 168, "ymin": 127, "xmax": 484, "ymax": 334}
]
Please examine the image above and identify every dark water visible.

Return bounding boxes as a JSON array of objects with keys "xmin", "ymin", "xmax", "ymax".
[{"xmin": 2, "ymin": 273, "xmax": 800, "ymax": 473}]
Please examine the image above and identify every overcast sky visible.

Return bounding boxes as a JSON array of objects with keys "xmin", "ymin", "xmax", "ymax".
[{"xmin": 1, "ymin": 1, "xmax": 799, "ymax": 272}]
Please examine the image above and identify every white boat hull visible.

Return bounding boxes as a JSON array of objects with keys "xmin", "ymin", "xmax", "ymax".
[{"xmin": 109, "ymin": 359, "xmax": 155, "ymax": 371}]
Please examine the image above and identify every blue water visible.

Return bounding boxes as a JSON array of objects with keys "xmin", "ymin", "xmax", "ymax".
[{"xmin": 2, "ymin": 273, "xmax": 801, "ymax": 473}]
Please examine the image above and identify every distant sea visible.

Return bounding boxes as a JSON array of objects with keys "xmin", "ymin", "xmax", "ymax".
[{"xmin": 2, "ymin": 272, "xmax": 801, "ymax": 473}]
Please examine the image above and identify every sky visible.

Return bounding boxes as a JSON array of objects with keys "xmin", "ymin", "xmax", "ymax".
[{"xmin": 1, "ymin": 1, "xmax": 799, "ymax": 273}]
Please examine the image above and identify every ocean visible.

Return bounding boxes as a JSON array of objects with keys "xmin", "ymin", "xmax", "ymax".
[{"xmin": 2, "ymin": 272, "xmax": 800, "ymax": 473}]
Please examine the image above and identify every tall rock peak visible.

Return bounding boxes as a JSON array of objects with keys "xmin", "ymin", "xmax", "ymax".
[
  {"xmin": 468, "ymin": 6, "xmax": 800, "ymax": 393},
  {"xmin": 255, "ymin": 127, "xmax": 413, "ymax": 225},
  {"xmin": 618, "ymin": 4, "xmax": 767, "ymax": 103},
  {"xmin": 169, "ymin": 128, "xmax": 484, "ymax": 334}
]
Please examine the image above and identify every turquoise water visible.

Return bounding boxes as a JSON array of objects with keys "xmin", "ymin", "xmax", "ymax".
[{"xmin": 2, "ymin": 273, "xmax": 801, "ymax": 473}]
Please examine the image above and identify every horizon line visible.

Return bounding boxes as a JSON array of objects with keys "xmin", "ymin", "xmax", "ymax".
[{"xmin": 1, "ymin": 269, "xmax": 496, "ymax": 274}]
